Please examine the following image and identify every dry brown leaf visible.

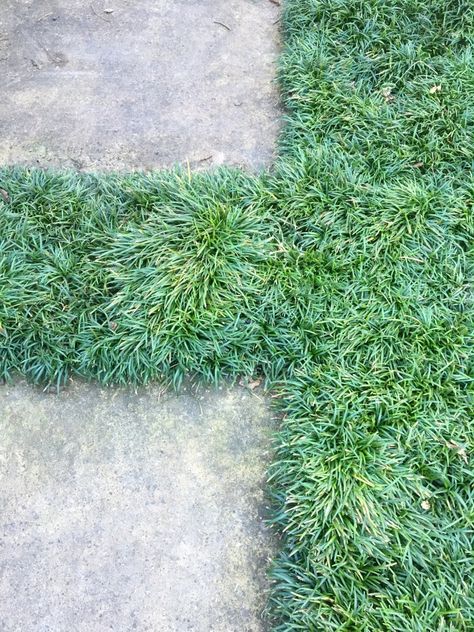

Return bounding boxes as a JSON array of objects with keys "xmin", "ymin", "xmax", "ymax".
[
  {"xmin": 247, "ymin": 378, "xmax": 261, "ymax": 390},
  {"xmin": 239, "ymin": 376, "xmax": 261, "ymax": 390},
  {"xmin": 381, "ymin": 86, "xmax": 394, "ymax": 102},
  {"xmin": 446, "ymin": 440, "xmax": 468, "ymax": 463}
]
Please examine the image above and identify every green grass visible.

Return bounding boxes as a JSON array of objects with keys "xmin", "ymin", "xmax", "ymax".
[{"xmin": 1, "ymin": 0, "xmax": 474, "ymax": 629}]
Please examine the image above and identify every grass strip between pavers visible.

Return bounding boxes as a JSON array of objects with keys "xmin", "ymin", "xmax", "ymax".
[{"xmin": 1, "ymin": 0, "xmax": 474, "ymax": 629}]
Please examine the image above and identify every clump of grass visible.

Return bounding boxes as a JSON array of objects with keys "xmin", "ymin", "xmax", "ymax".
[
  {"xmin": 0, "ymin": 168, "xmax": 270, "ymax": 387},
  {"xmin": 1, "ymin": 0, "xmax": 473, "ymax": 629},
  {"xmin": 267, "ymin": 0, "xmax": 474, "ymax": 628},
  {"xmin": 78, "ymin": 173, "xmax": 270, "ymax": 386}
]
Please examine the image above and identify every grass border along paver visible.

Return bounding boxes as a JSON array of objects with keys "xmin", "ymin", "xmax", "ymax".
[{"xmin": 1, "ymin": 0, "xmax": 473, "ymax": 629}]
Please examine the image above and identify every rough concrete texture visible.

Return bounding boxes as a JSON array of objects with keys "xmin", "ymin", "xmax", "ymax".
[
  {"xmin": 0, "ymin": 381, "xmax": 275, "ymax": 631},
  {"xmin": 0, "ymin": 0, "xmax": 281, "ymax": 171}
]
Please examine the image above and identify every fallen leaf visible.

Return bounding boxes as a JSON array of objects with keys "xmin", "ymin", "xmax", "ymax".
[
  {"xmin": 421, "ymin": 500, "xmax": 431, "ymax": 511},
  {"xmin": 446, "ymin": 440, "xmax": 468, "ymax": 463},
  {"xmin": 0, "ymin": 188, "xmax": 9, "ymax": 202},
  {"xmin": 429, "ymin": 85, "xmax": 441, "ymax": 94},
  {"xmin": 239, "ymin": 376, "xmax": 261, "ymax": 390},
  {"xmin": 381, "ymin": 86, "xmax": 394, "ymax": 102}
]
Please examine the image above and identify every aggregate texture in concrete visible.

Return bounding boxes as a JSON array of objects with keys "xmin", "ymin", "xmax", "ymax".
[
  {"xmin": 0, "ymin": 381, "xmax": 275, "ymax": 632},
  {"xmin": 0, "ymin": 0, "xmax": 281, "ymax": 171}
]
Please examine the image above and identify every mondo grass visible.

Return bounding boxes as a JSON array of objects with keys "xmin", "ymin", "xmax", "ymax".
[{"xmin": 1, "ymin": 0, "xmax": 474, "ymax": 630}]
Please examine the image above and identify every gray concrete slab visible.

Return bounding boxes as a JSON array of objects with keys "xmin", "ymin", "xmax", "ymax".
[
  {"xmin": 0, "ymin": 381, "xmax": 275, "ymax": 631},
  {"xmin": 0, "ymin": 0, "xmax": 281, "ymax": 171}
]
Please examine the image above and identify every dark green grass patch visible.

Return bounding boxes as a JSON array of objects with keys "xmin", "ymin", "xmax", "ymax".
[{"xmin": 1, "ymin": 0, "xmax": 473, "ymax": 629}]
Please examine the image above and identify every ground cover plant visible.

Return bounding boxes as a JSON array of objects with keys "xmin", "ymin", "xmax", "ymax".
[{"xmin": 1, "ymin": 0, "xmax": 473, "ymax": 629}]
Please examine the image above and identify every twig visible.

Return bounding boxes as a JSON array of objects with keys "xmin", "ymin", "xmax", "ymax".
[{"xmin": 213, "ymin": 21, "xmax": 231, "ymax": 31}]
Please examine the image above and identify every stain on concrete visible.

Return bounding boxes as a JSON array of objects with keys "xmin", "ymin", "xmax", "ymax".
[
  {"xmin": 0, "ymin": 380, "xmax": 276, "ymax": 631},
  {"xmin": 0, "ymin": 0, "xmax": 281, "ymax": 171}
]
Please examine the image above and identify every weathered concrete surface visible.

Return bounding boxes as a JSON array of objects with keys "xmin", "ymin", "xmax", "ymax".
[
  {"xmin": 0, "ymin": 381, "xmax": 275, "ymax": 631},
  {"xmin": 0, "ymin": 0, "xmax": 281, "ymax": 171}
]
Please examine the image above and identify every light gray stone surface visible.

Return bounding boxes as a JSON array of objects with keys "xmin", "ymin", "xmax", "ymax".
[
  {"xmin": 0, "ymin": 0, "xmax": 281, "ymax": 171},
  {"xmin": 0, "ymin": 381, "xmax": 275, "ymax": 631}
]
